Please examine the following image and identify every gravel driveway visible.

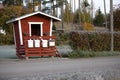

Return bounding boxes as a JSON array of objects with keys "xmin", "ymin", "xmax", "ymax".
[
  {"xmin": 0, "ymin": 45, "xmax": 72, "ymax": 59},
  {"xmin": 0, "ymin": 56, "xmax": 120, "ymax": 80}
]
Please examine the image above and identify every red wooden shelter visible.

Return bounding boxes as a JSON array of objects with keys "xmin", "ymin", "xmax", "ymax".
[{"xmin": 6, "ymin": 11, "xmax": 61, "ymax": 59}]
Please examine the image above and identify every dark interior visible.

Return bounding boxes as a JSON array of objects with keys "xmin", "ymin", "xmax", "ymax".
[{"xmin": 31, "ymin": 24, "xmax": 41, "ymax": 36}]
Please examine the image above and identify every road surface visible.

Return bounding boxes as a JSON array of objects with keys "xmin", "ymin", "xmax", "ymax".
[{"xmin": 0, "ymin": 56, "xmax": 120, "ymax": 80}]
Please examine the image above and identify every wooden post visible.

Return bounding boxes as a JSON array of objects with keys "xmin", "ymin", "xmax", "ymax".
[{"xmin": 26, "ymin": 57, "xmax": 29, "ymax": 60}]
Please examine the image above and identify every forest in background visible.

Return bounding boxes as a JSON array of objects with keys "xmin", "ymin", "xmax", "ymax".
[{"xmin": 0, "ymin": 0, "xmax": 120, "ymax": 45}]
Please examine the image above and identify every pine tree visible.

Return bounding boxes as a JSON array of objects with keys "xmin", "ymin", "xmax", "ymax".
[{"xmin": 93, "ymin": 8, "xmax": 104, "ymax": 27}]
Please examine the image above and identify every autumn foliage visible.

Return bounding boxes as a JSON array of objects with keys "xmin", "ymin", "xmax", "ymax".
[{"xmin": 83, "ymin": 22, "xmax": 94, "ymax": 31}]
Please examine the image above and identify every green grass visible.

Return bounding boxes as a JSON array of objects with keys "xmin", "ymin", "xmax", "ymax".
[{"xmin": 68, "ymin": 50, "xmax": 120, "ymax": 58}]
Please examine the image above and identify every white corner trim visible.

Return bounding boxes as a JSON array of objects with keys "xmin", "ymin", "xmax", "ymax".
[
  {"xmin": 50, "ymin": 19, "xmax": 53, "ymax": 36},
  {"xmin": 18, "ymin": 20, "xmax": 23, "ymax": 45},
  {"xmin": 28, "ymin": 22, "xmax": 43, "ymax": 36}
]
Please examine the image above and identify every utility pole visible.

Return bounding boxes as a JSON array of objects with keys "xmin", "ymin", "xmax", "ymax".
[{"xmin": 110, "ymin": 0, "xmax": 114, "ymax": 51}]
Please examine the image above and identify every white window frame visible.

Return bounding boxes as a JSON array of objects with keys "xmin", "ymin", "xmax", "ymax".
[{"xmin": 28, "ymin": 22, "xmax": 43, "ymax": 36}]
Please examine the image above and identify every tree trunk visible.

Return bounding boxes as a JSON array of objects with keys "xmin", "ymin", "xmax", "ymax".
[
  {"xmin": 83, "ymin": 0, "xmax": 86, "ymax": 23},
  {"xmin": 91, "ymin": 0, "xmax": 94, "ymax": 24},
  {"xmin": 61, "ymin": 1, "xmax": 64, "ymax": 31},
  {"xmin": 33, "ymin": 0, "xmax": 35, "ymax": 12},
  {"xmin": 70, "ymin": 0, "xmax": 73, "ymax": 12},
  {"xmin": 110, "ymin": 0, "xmax": 114, "ymax": 51},
  {"xmin": 39, "ymin": 0, "xmax": 42, "ymax": 11},
  {"xmin": 103, "ymin": 0, "xmax": 107, "ymax": 29},
  {"xmin": 74, "ymin": 0, "xmax": 75, "ymax": 12},
  {"xmin": 56, "ymin": 0, "xmax": 58, "ymax": 17},
  {"xmin": 52, "ymin": 0, "xmax": 56, "ymax": 16},
  {"xmin": 78, "ymin": 0, "xmax": 81, "ymax": 25}
]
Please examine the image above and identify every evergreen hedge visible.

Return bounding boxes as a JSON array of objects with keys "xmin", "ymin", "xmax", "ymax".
[{"xmin": 69, "ymin": 31, "xmax": 120, "ymax": 51}]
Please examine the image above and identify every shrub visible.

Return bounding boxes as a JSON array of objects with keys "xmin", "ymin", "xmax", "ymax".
[
  {"xmin": 68, "ymin": 51, "xmax": 120, "ymax": 58},
  {"xmin": 56, "ymin": 33, "xmax": 69, "ymax": 45},
  {"xmin": 83, "ymin": 22, "xmax": 94, "ymax": 31},
  {"xmin": 69, "ymin": 31, "xmax": 120, "ymax": 51},
  {"xmin": 114, "ymin": 32, "xmax": 120, "ymax": 51},
  {"xmin": 68, "ymin": 50, "xmax": 86, "ymax": 58},
  {"xmin": 0, "ymin": 34, "xmax": 14, "ymax": 45}
]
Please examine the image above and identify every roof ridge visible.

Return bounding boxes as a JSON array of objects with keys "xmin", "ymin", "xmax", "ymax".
[{"xmin": 6, "ymin": 11, "xmax": 61, "ymax": 23}]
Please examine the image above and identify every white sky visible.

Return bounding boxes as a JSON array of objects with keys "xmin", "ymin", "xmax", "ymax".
[
  {"xmin": 68, "ymin": 0, "xmax": 120, "ymax": 13},
  {"xmin": 92, "ymin": 0, "xmax": 120, "ymax": 13}
]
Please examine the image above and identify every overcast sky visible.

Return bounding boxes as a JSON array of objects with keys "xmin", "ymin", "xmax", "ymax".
[
  {"xmin": 92, "ymin": 0, "xmax": 120, "ymax": 13},
  {"xmin": 69, "ymin": 0, "xmax": 120, "ymax": 14}
]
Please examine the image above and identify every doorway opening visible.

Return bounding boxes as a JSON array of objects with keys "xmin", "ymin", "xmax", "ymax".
[{"xmin": 31, "ymin": 24, "xmax": 41, "ymax": 36}]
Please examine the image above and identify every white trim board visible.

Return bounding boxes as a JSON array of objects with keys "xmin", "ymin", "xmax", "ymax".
[
  {"xmin": 50, "ymin": 19, "xmax": 53, "ymax": 36},
  {"xmin": 29, "ymin": 22, "xmax": 43, "ymax": 36},
  {"xmin": 18, "ymin": 20, "xmax": 23, "ymax": 45},
  {"xmin": 6, "ymin": 11, "xmax": 61, "ymax": 23}
]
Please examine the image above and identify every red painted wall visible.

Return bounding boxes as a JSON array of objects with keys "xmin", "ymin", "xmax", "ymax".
[
  {"xmin": 21, "ymin": 14, "xmax": 51, "ymax": 37},
  {"xmin": 13, "ymin": 14, "xmax": 51, "ymax": 48},
  {"xmin": 13, "ymin": 21, "xmax": 20, "ymax": 48}
]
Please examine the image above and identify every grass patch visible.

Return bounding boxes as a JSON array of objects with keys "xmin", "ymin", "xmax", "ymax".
[{"xmin": 68, "ymin": 50, "xmax": 120, "ymax": 58}]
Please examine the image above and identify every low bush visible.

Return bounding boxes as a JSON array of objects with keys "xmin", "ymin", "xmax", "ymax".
[
  {"xmin": 69, "ymin": 31, "xmax": 120, "ymax": 51},
  {"xmin": 68, "ymin": 50, "xmax": 86, "ymax": 58},
  {"xmin": 56, "ymin": 33, "xmax": 69, "ymax": 45},
  {"xmin": 68, "ymin": 50, "xmax": 120, "ymax": 58},
  {"xmin": 0, "ymin": 34, "xmax": 14, "ymax": 45}
]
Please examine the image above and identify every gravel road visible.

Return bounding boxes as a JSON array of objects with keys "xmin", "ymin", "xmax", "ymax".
[
  {"xmin": 0, "ymin": 56, "xmax": 120, "ymax": 80},
  {"xmin": 0, "ymin": 45, "xmax": 72, "ymax": 59}
]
